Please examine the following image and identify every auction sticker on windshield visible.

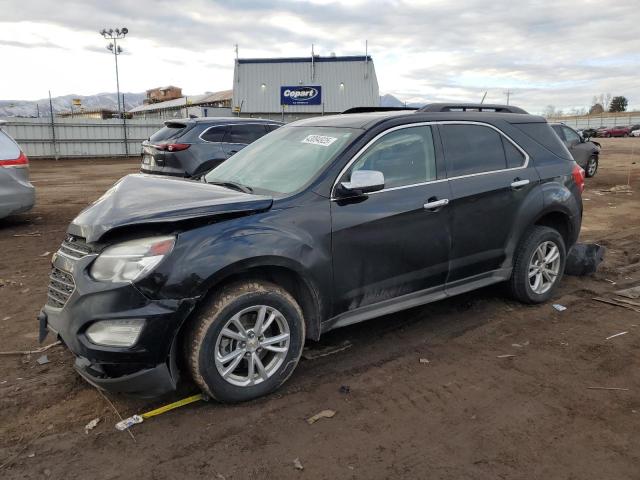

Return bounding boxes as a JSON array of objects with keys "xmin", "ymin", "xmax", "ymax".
[{"xmin": 301, "ymin": 135, "xmax": 338, "ymax": 147}]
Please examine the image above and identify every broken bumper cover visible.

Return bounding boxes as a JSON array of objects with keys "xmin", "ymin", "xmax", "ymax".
[
  {"xmin": 74, "ymin": 356, "xmax": 177, "ymax": 397},
  {"xmin": 39, "ymin": 262, "xmax": 197, "ymax": 397}
]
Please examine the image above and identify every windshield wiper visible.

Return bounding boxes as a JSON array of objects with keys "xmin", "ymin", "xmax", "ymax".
[{"xmin": 207, "ymin": 180, "xmax": 253, "ymax": 194}]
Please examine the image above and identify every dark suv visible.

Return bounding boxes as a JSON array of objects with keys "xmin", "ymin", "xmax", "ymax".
[
  {"xmin": 39, "ymin": 104, "xmax": 584, "ymax": 402},
  {"xmin": 141, "ymin": 118, "xmax": 283, "ymax": 178},
  {"xmin": 550, "ymin": 123, "xmax": 600, "ymax": 177}
]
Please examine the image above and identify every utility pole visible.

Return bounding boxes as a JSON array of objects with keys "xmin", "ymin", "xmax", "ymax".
[
  {"xmin": 100, "ymin": 27, "xmax": 128, "ymax": 117},
  {"xmin": 505, "ymin": 89, "xmax": 511, "ymax": 105}
]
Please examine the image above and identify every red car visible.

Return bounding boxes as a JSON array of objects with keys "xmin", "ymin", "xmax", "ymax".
[{"xmin": 597, "ymin": 125, "xmax": 631, "ymax": 137}]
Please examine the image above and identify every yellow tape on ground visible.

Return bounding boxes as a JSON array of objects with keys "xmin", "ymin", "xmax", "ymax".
[{"xmin": 141, "ymin": 393, "xmax": 204, "ymax": 419}]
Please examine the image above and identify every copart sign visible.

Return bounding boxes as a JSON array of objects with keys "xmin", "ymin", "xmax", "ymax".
[{"xmin": 280, "ymin": 86, "xmax": 322, "ymax": 105}]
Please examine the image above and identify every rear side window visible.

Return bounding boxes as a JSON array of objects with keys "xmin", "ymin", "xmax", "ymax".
[
  {"xmin": 226, "ymin": 124, "xmax": 267, "ymax": 144},
  {"xmin": 201, "ymin": 126, "xmax": 228, "ymax": 143},
  {"xmin": 562, "ymin": 127, "xmax": 581, "ymax": 144},
  {"xmin": 0, "ymin": 130, "xmax": 20, "ymax": 160},
  {"xmin": 440, "ymin": 124, "xmax": 507, "ymax": 176},
  {"xmin": 551, "ymin": 125, "xmax": 565, "ymax": 140},
  {"xmin": 349, "ymin": 126, "xmax": 437, "ymax": 189},
  {"xmin": 150, "ymin": 123, "xmax": 187, "ymax": 143},
  {"xmin": 514, "ymin": 122, "xmax": 572, "ymax": 160}
]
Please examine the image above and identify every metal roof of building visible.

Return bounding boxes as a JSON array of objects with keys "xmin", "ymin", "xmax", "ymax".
[
  {"xmin": 237, "ymin": 55, "xmax": 372, "ymax": 64},
  {"xmin": 129, "ymin": 90, "xmax": 232, "ymax": 113}
]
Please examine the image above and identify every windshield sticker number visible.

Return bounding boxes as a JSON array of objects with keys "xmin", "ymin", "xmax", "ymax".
[{"xmin": 301, "ymin": 135, "xmax": 338, "ymax": 147}]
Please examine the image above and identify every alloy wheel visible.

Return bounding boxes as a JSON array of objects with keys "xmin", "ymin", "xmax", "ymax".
[
  {"xmin": 587, "ymin": 158, "xmax": 597, "ymax": 176},
  {"xmin": 528, "ymin": 241, "xmax": 561, "ymax": 294},
  {"xmin": 214, "ymin": 305, "xmax": 290, "ymax": 387}
]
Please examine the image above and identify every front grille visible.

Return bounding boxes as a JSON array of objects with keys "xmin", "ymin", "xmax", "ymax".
[
  {"xmin": 46, "ymin": 267, "xmax": 75, "ymax": 308},
  {"xmin": 59, "ymin": 236, "xmax": 93, "ymax": 259}
]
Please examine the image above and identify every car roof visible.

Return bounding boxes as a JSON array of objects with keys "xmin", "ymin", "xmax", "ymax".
[
  {"xmin": 164, "ymin": 117, "xmax": 284, "ymax": 126},
  {"xmin": 290, "ymin": 110, "xmax": 546, "ymax": 130}
]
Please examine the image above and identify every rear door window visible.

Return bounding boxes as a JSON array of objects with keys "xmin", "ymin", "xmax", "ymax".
[
  {"xmin": 201, "ymin": 126, "xmax": 228, "ymax": 143},
  {"xmin": 513, "ymin": 122, "xmax": 573, "ymax": 160},
  {"xmin": 0, "ymin": 130, "xmax": 20, "ymax": 160},
  {"xmin": 440, "ymin": 124, "xmax": 507, "ymax": 176},
  {"xmin": 227, "ymin": 124, "xmax": 268, "ymax": 144}
]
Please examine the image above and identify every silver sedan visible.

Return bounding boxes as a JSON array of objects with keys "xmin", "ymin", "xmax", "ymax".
[{"xmin": 0, "ymin": 125, "xmax": 35, "ymax": 219}]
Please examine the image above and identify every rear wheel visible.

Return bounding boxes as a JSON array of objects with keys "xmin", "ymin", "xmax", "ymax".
[
  {"xmin": 508, "ymin": 226, "xmax": 566, "ymax": 304},
  {"xmin": 585, "ymin": 156, "xmax": 598, "ymax": 178},
  {"xmin": 186, "ymin": 281, "xmax": 305, "ymax": 403}
]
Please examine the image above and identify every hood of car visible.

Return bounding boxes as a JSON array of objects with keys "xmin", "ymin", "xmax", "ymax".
[{"xmin": 69, "ymin": 174, "xmax": 273, "ymax": 242}]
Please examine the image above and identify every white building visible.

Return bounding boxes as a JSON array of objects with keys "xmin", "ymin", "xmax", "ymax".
[{"xmin": 232, "ymin": 55, "xmax": 379, "ymax": 122}]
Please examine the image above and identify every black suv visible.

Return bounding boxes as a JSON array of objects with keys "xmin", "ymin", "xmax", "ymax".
[
  {"xmin": 550, "ymin": 123, "xmax": 600, "ymax": 178},
  {"xmin": 39, "ymin": 104, "xmax": 584, "ymax": 402},
  {"xmin": 140, "ymin": 118, "xmax": 283, "ymax": 179}
]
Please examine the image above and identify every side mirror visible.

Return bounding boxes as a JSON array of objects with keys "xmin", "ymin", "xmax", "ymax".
[{"xmin": 340, "ymin": 170, "xmax": 385, "ymax": 195}]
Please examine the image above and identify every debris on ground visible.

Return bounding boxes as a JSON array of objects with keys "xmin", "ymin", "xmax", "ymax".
[
  {"xmin": 497, "ymin": 354, "xmax": 516, "ymax": 358},
  {"xmin": 39, "ymin": 251, "xmax": 51, "ymax": 257},
  {"xmin": 605, "ymin": 331, "xmax": 628, "ymax": 340},
  {"xmin": 339, "ymin": 385, "xmax": 350, "ymax": 394},
  {"xmin": 0, "ymin": 341, "xmax": 61, "ymax": 356},
  {"xmin": 419, "ymin": 358, "xmax": 430, "ymax": 364},
  {"xmin": 598, "ymin": 185, "xmax": 633, "ymax": 194},
  {"xmin": 36, "ymin": 355, "xmax": 50, "ymax": 365},
  {"xmin": 12, "ymin": 232, "xmax": 41, "ymax": 237},
  {"xmin": 115, "ymin": 393, "xmax": 204, "ymax": 431},
  {"xmin": 302, "ymin": 341, "xmax": 352, "ymax": 360},
  {"xmin": 293, "ymin": 458, "xmax": 304, "ymax": 470},
  {"xmin": 615, "ymin": 286, "xmax": 640, "ymax": 299},
  {"xmin": 565, "ymin": 243, "xmax": 606, "ymax": 276},
  {"xmin": 553, "ymin": 304, "xmax": 567, "ymax": 312},
  {"xmin": 306, "ymin": 409, "xmax": 336, "ymax": 425},
  {"xmin": 587, "ymin": 386, "xmax": 629, "ymax": 391},
  {"xmin": 84, "ymin": 418, "xmax": 100, "ymax": 434},
  {"xmin": 593, "ymin": 297, "xmax": 640, "ymax": 313}
]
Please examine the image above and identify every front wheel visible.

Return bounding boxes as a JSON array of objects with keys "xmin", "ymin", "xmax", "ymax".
[
  {"xmin": 585, "ymin": 156, "xmax": 598, "ymax": 178},
  {"xmin": 186, "ymin": 281, "xmax": 305, "ymax": 403},
  {"xmin": 508, "ymin": 226, "xmax": 566, "ymax": 304}
]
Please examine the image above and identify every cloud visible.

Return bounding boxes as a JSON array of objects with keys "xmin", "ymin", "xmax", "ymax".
[
  {"xmin": 1, "ymin": 0, "xmax": 639, "ymax": 112},
  {"xmin": 0, "ymin": 38, "xmax": 65, "ymax": 49}
]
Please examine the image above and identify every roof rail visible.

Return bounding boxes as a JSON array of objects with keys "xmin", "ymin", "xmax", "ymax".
[
  {"xmin": 417, "ymin": 103, "xmax": 528, "ymax": 114},
  {"xmin": 342, "ymin": 106, "xmax": 418, "ymax": 114}
]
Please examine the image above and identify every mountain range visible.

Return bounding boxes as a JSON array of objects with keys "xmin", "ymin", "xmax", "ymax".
[
  {"xmin": 0, "ymin": 92, "xmax": 146, "ymax": 118},
  {"xmin": 0, "ymin": 92, "xmax": 420, "ymax": 118}
]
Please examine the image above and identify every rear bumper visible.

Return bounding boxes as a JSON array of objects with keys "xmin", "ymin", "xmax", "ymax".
[
  {"xmin": 0, "ymin": 174, "xmax": 35, "ymax": 218},
  {"xmin": 140, "ymin": 164, "xmax": 188, "ymax": 177}
]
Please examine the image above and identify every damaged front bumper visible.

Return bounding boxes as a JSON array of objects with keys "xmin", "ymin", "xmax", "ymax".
[{"xmin": 39, "ymin": 247, "xmax": 197, "ymax": 397}]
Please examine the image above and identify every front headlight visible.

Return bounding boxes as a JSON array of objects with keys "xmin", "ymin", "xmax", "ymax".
[
  {"xmin": 90, "ymin": 235, "xmax": 175, "ymax": 283},
  {"xmin": 86, "ymin": 319, "xmax": 145, "ymax": 347}
]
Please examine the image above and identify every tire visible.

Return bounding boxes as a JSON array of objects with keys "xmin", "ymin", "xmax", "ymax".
[
  {"xmin": 585, "ymin": 156, "xmax": 598, "ymax": 178},
  {"xmin": 508, "ymin": 226, "xmax": 566, "ymax": 304},
  {"xmin": 623, "ymin": 133, "xmax": 629, "ymax": 138},
  {"xmin": 185, "ymin": 280, "xmax": 305, "ymax": 403}
]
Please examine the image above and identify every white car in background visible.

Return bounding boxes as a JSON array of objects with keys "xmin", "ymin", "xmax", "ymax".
[
  {"xmin": 631, "ymin": 129, "xmax": 640, "ymax": 137},
  {"xmin": 0, "ymin": 122, "xmax": 35, "ymax": 219}
]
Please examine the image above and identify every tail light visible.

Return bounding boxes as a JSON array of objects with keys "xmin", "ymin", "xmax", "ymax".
[
  {"xmin": 572, "ymin": 163, "xmax": 585, "ymax": 193},
  {"xmin": 153, "ymin": 143, "xmax": 190, "ymax": 152},
  {"xmin": 0, "ymin": 151, "xmax": 29, "ymax": 167}
]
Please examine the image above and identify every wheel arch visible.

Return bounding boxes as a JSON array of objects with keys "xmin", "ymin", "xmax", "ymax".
[{"xmin": 184, "ymin": 257, "xmax": 325, "ymax": 341}]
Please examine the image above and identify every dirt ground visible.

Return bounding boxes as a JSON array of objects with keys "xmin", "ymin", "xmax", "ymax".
[{"xmin": 1, "ymin": 140, "xmax": 639, "ymax": 479}]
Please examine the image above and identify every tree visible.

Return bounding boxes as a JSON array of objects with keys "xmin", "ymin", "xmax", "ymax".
[
  {"xmin": 609, "ymin": 96, "xmax": 628, "ymax": 112},
  {"xmin": 589, "ymin": 103, "xmax": 604, "ymax": 114}
]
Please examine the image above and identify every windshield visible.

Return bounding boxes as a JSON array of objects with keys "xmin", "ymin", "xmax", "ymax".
[{"xmin": 204, "ymin": 126, "xmax": 358, "ymax": 194}]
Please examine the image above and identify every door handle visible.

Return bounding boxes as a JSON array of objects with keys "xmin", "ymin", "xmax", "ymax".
[
  {"xmin": 511, "ymin": 179, "xmax": 530, "ymax": 189},
  {"xmin": 423, "ymin": 198, "xmax": 449, "ymax": 210}
]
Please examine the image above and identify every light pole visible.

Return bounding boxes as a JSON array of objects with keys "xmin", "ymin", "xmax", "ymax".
[{"xmin": 100, "ymin": 27, "xmax": 128, "ymax": 117}]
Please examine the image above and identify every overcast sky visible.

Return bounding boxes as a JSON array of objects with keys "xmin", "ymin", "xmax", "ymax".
[{"xmin": 2, "ymin": 0, "xmax": 639, "ymax": 114}]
